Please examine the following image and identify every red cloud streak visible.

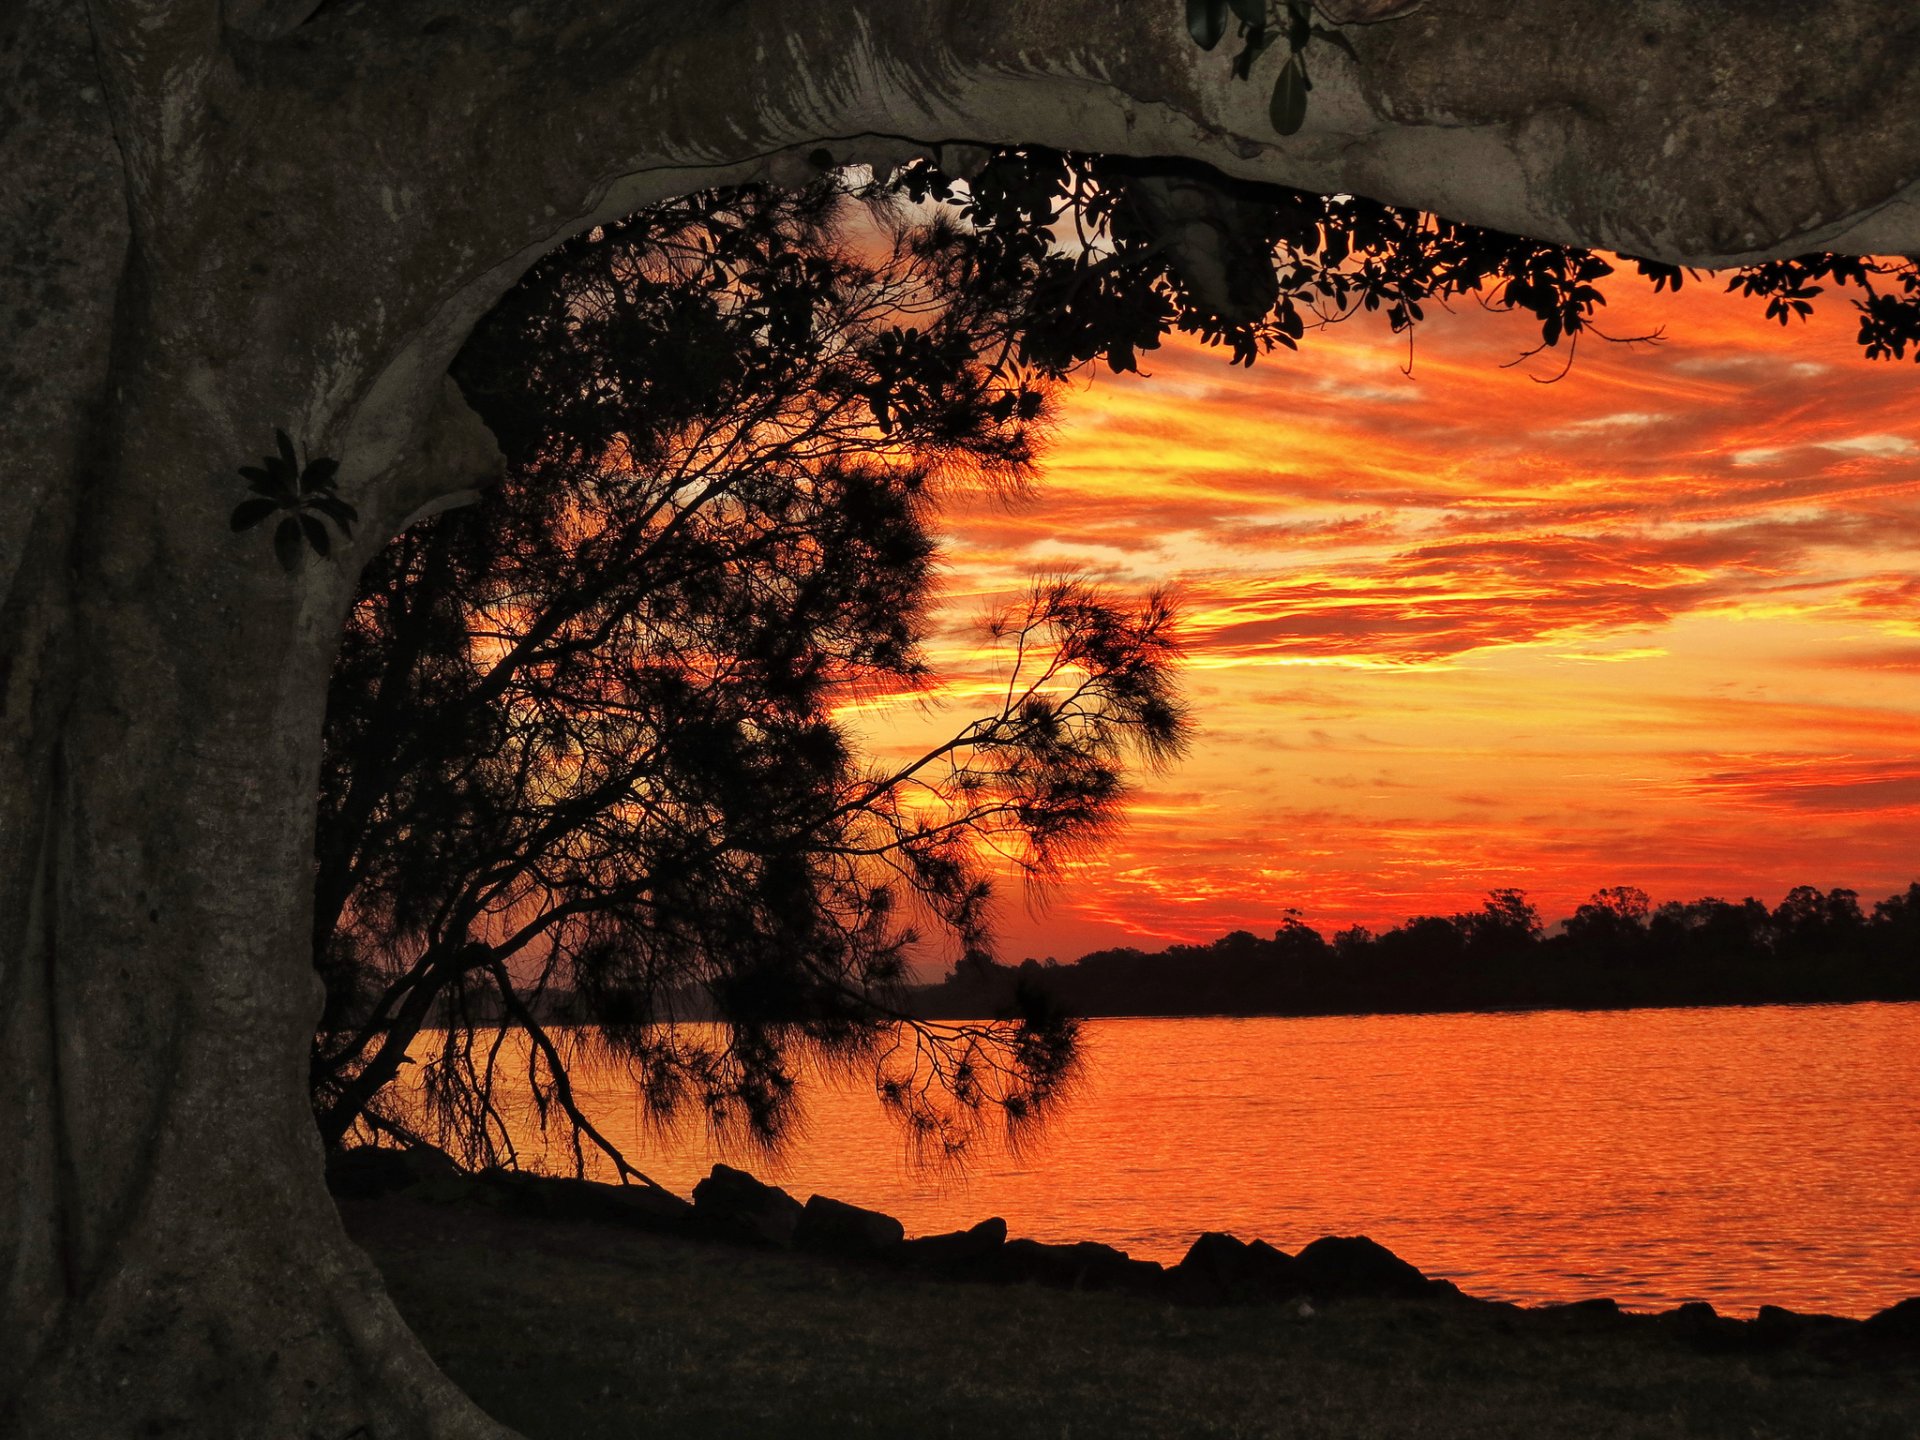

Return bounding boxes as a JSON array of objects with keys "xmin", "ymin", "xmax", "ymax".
[{"xmin": 858, "ymin": 269, "xmax": 1920, "ymax": 965}]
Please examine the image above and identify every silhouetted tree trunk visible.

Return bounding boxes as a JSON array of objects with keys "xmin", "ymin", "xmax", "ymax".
[{"xmin": 4, "ymin": 0, "xmax": 1917, "ymax": 1433}]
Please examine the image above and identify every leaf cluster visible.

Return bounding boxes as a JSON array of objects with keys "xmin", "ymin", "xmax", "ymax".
[
  {"xmin": 893, "ymin": 146, "xmax": 1920, "ymax": 379},
  {"xmin": 1715, "ymin": 253, "xmax": 1920, "ymax": 360},
  {"xmin": 229, "ymin": 428, "xmax": 358, "ymax": 570},
  {"xmin": 1186, "ymin": 0, "xmax": 1357, "ymax": 136}
]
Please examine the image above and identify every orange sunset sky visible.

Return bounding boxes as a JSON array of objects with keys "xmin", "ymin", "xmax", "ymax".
[{"xmin": 846, "ymin": 270, "xmax": 1920, "ymax": 966}]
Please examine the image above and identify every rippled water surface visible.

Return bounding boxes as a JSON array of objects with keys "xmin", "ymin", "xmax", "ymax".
[{"xmin": 480, "ymin": 1003, "xmax": 1920, "ymax": 1316}]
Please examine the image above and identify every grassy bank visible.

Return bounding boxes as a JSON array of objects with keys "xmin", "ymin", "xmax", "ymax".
[{"xmin": 346, "ymin": 1196, "xmax": 1920, "ymax": 1439}]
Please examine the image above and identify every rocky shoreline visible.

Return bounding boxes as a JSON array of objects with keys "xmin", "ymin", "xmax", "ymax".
[{"xmin": 330, "ymin": 1145, "xmax": 1920, "ymax": 1363}]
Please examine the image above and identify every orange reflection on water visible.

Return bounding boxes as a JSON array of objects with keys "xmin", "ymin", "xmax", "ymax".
[{"xmin": 469, "ymin": 1003, "xmax": 1920, "ymax": 1317}]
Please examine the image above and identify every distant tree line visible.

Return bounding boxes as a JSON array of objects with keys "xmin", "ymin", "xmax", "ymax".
[{"xmin": 911, "ymin": 883, "xmax": 1920, "ymax": 1019}]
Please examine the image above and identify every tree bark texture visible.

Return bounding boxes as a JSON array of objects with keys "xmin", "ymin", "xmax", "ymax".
[{"xmin": 3, "ymin": 0, "xmax": 1917, "ymax": 1434}]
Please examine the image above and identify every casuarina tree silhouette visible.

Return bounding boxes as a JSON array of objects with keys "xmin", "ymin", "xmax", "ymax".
[{"xmin": 309, "ymin": 179, "xmax": 1187, "ymax": 1176}]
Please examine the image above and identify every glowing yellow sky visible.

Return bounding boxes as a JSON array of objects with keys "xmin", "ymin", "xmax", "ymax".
[{"xmin": 852, "ymin": 273, "xmax": 1920, "ymax": 963}]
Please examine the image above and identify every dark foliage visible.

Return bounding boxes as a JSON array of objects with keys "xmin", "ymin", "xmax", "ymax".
[
  {"xmin": 891, "ymin": 148, "xmax": 1920, "ymax": 375},
  {"xmin": 311, "ymin": 180, "xmax": 1188, "ymax": 1176},
  {"xmin": 1184, "ymin": 0, "xmax": 1363, "ymax": 138},
  {"xmin": 916, "ymin": 882, "xmax": 1920, "ymax": 1019},
  {"xmin": 228, "ymin": 428, "xmax": 357, "ymax": 570}
]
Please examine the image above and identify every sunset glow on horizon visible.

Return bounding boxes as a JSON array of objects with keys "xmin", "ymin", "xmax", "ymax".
[{"xmin": 850, "ymin": 272, "xmax": 1920, "ymax": 966}]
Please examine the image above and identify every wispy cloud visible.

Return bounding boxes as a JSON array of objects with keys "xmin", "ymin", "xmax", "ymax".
[{"xmin": 863, "ymin": 272, "xmax": 1920, "ymax": 963}]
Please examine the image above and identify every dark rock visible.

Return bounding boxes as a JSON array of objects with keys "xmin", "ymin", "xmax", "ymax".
[
  {"xmin": 795, "ymin": 1194, "xmax": 905, "ymax": 1258},
  {"xmin": 1288, "ymin": 1235, "xmax": 1437, "ymax": 1301},
  {"xmin": 1659, "ymin": 1299, "xmax": 1721, "ymax": 1335},
  {"xmin": 474, "ymin": 1168, "xmax": 551, "ymax": 1215},
  {"xmin": 1244, "ymin": 1239, "xmax": 1300, "ymax": 1292},
  {"xmin": 691, "ymin": 1163, "xmax": 805, "ymax": 1248},
  {"xmin": 998, "ymin": 1238, "xmax": 1165, "ymax": 1297},
  {"xmin": 1170, "ymin": 1232, "xmax": 1299, "ymax": 1305},
  {"xmin": 603, "ymin": 1181, "xmax": 698, "ymax": 1230},
  {"xmin": 1752, "ymin": 1304, "xmax": 1853, "ymax": 1346},
  {"xmin": 1537, "ymin": 1296, "xmax": 1623, "ymax": 1318},
  {"xmin": 1861, "ymin": 1296, "xmax": 1920, "ymax": 1350},
  {"xmin": 1658, "ymin": 1299, "xmax": 1747, "ymax": 1353},
  {"xmin": 325, "ymin": 1143, "xmax": 460, "ymax": 1200},
  {"xmin": 404, "ymin": 1173, "xmax": 490, "ymax": 1205},
  {"xmin": 899, "ymin": 1217, "xmax": 1008, "ymax": 1276},
  {"xmin": 1170, "ymin": 1231, "xmax": 1248, "ymax": 1305},
  {"xmin": 483, "ymin": 1172, "xmax": 694, "ymax": 1231}
]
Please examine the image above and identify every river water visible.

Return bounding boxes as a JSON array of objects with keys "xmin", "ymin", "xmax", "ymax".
[{"xmin": 471, "ymin": 1002, "xmax": 1920, "ymax": 1316}]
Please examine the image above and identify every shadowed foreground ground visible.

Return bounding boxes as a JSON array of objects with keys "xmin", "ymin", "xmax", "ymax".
[{"xmin": 346, "ymin": 1196, "xmax": 1920, "ymax": 1439}]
